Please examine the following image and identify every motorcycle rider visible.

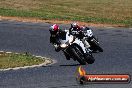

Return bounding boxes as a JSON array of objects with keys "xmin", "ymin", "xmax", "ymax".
[
  {"xmin": 49, "ymin": 24, "xmax": 60, "ymax": 51},
  {"xmin": 69, "ymin": 22, "xmax": 92, "ymax": 53},
  {"xmin": 49, "ymin": 24, "xmax": 70, "ymax": 60}
]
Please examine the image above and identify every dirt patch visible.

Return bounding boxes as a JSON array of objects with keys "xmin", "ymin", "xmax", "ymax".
[{"xmin": 0, "ymin": 16, "xmax": 125, "ymax": 27}]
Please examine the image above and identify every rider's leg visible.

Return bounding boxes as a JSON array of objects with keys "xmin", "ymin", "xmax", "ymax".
[{"xmin": 81, "ymin": 39, "xmax": 92, "ymax": 53}]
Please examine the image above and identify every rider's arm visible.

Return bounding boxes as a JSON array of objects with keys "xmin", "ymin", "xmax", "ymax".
[{"xmin": 69, "ymin": 27, "xmax": 73, "ymax": 35}]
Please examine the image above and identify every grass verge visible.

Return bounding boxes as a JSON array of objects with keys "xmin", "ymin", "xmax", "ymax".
[
  {"xmin": 0, "ymin": 52, "xmax": 45, "ymax": 69},
  {"xmin": 0, "ymin": 0, "xmax": 132, "ymax": 27}
]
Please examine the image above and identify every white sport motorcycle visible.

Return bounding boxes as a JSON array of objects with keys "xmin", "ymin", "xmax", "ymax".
[{"xmin": 55, "ymin": 30, "xmax": 95, "ymax": 65}]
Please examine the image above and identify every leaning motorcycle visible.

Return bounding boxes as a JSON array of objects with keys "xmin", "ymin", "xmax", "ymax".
[
  {"xmin": 82, "ymin": 28, "xmax": 103, "ymax": 53},
  {"xmin": 54, "ymin": 30, "xmax": 95, "ymax": 65}
]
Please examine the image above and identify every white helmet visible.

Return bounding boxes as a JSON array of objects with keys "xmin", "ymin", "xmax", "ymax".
[{"xmin": 71, "ymin": 22, "xmax": 79, "ymax": 28}]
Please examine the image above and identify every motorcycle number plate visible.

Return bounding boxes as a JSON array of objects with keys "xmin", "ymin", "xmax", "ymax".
[{"xmin": 87, "ymin": 30, "xmax": 93, "ymax": 37}]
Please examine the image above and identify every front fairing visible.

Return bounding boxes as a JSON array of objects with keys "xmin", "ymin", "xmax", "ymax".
[{"xmin": 72, "ymin": 38, "xmax": 87, "ymax": 53}]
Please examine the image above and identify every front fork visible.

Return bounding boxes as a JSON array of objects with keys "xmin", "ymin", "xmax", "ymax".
[{"xmin": 65, "ymin": 46, "xmax": 81, "ymax": 61}]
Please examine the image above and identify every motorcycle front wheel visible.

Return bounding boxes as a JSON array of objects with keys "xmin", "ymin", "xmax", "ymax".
[
  {"xmin": 96, "ymin": 45, "xmax": 103, "ymax": 52},
  {"xmin": 84, "ymin": 53, "xmax": 95, "ymax": 64},
  {"xmin": 70, "ymin": 46, "xmax": 86, "ymax": 65},
  {"xmin": 90, "ymin": 37, "xmax": 103, "ymax": 52}
]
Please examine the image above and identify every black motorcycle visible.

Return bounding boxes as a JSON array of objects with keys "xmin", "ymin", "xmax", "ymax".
[
  {"xmin": 88, "ymin": 36, "xmax": 103, "ymax": 53},
  {"xmin": 79, "ymin": 27, "xmax": 103, "ymax": 53}
]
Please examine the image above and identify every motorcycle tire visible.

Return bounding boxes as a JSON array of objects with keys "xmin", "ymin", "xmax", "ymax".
[
  {"xmin": 91, "ymin": 39, "xmax": 103, "ymax": 52},
  {"xmin": 85, "ymin": 54, "xmax": 95, "ymax": 64},
  {"xmin": 96, "ymin": 45, "xmax": 103, "ymax": 52},
  {"xmin": 70, "ymin": 47, "xmax": 86, "ymax": 65}
]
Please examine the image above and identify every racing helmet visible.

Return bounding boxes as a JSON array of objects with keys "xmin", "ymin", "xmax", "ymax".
[
  {"xmin": 50, "ymin": 24, "xmax": 59, "ymax": 32},
  {"xmin": 71, "ymin": 22, "xmax": 80, "ymax": 30},
  {"xmin": 71, "ymin": 22, "xmax": 78, "ymax": 27}
]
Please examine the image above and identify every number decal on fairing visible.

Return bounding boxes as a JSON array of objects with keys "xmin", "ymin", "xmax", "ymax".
[{"xmin": 87, "ymin": 30, "xmax": 93, "ymax": 37}]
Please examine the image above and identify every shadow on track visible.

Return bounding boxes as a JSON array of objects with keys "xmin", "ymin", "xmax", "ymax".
[
  {"xmin": 59, "ymin": 64, "xmax": 81, "ymax": 67},
  {"xmin": 41, "ymin": 63, "xmax": 81, "ymax": 68}
]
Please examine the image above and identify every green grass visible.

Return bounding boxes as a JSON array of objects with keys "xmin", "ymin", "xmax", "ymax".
[
  {"xmin": 0, "ymin": 0, "xmax": 132, "ymax": 27},
  {"xmin": 0, "ymin": 52, "xmax": 45, "ymax": 69}
]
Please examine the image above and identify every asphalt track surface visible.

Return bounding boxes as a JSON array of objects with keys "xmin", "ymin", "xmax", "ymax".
[{"xmin": 0, "ymin": 20, "xmax": 132, "ymax": 88}]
